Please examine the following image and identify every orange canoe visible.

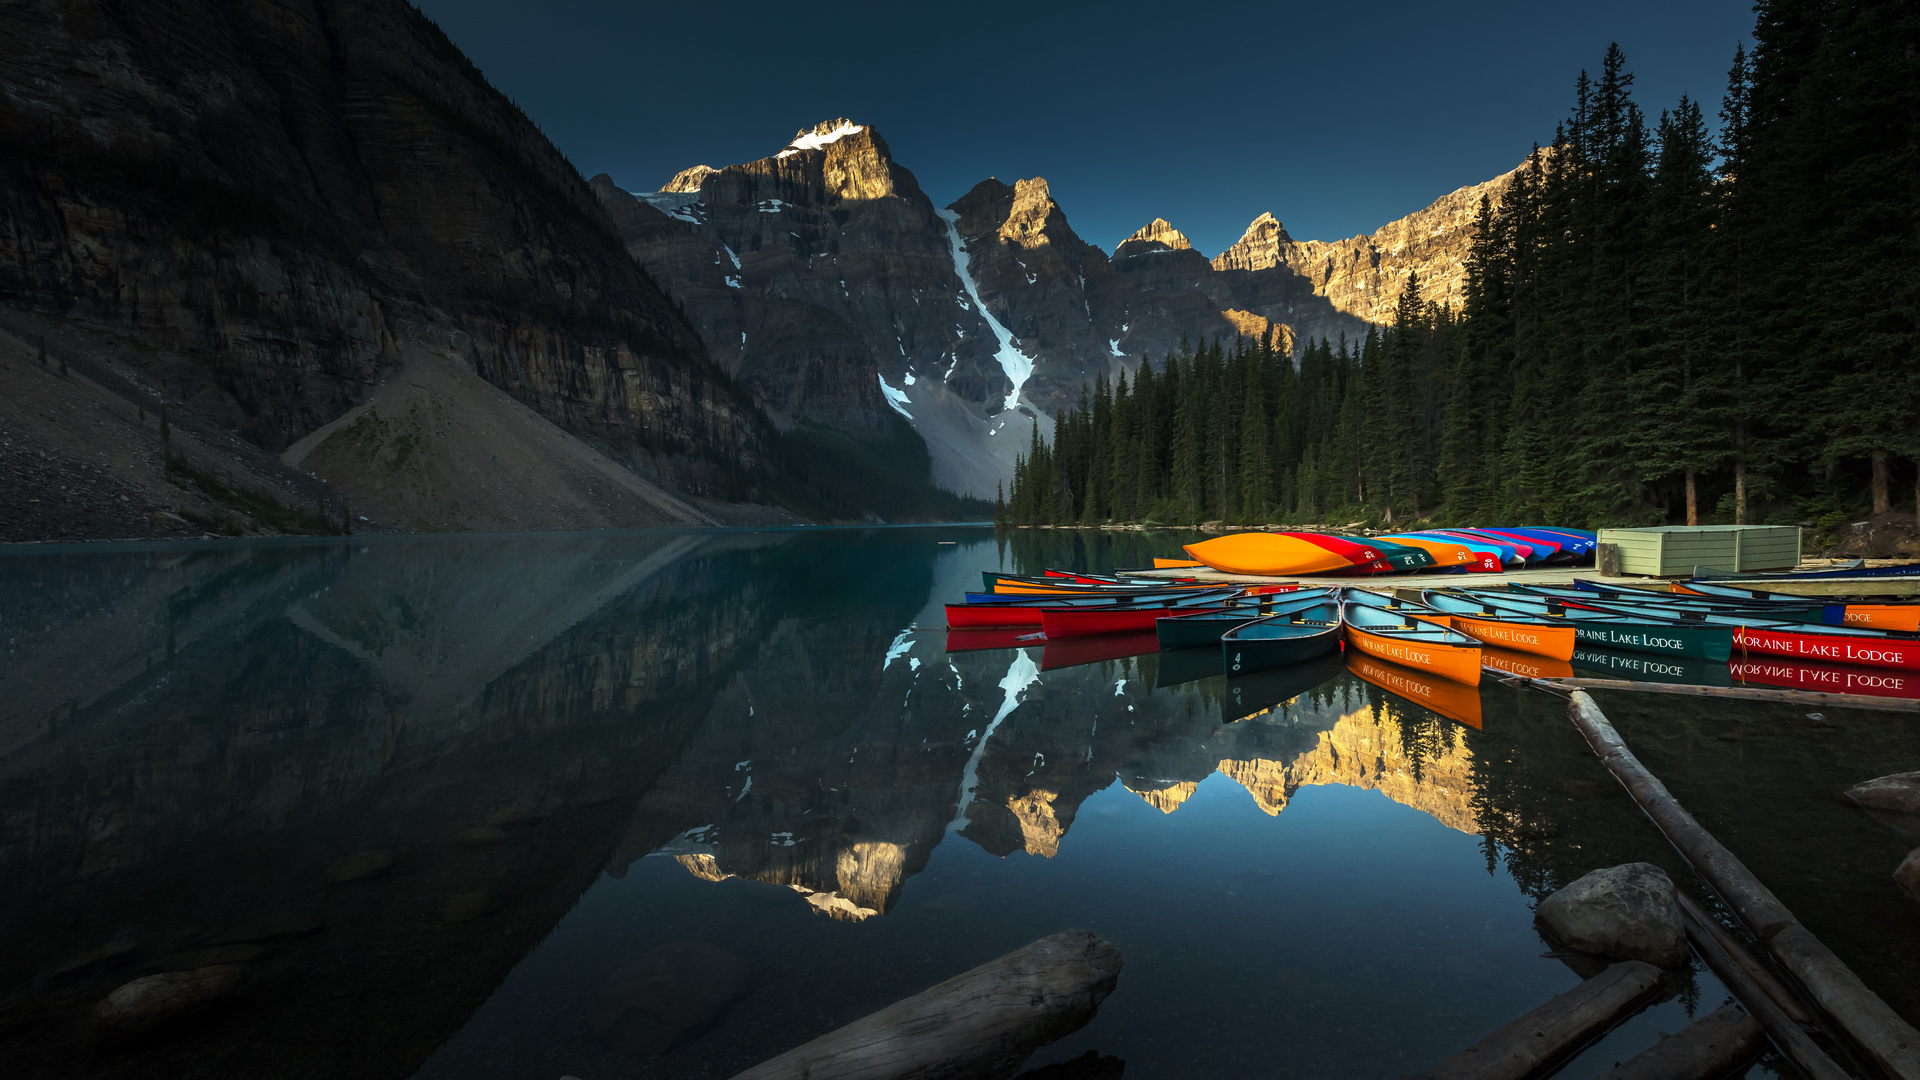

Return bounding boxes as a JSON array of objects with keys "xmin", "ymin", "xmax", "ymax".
[
  {"xmin": 1444, "ymin": 612, "xmax": 1576, "ymax": 661},
  {"xmin": 1342, "ymin": 599, "xmax": 1483, "ymax": 686},
  {"xmin": 1479, "ymin": 646, "xmax": 1576, "ymax": 680},
  {"xmin": 1346, "ymin": 652, "xmax": 1484, "ymax": 728},
  {"xmin": 1153, "ymin": 557, "xmax": 1206, "ymax": 569},
  {"xmin": 1184, "ymin": 533, "xmax": 1358, "ymax": 576}
]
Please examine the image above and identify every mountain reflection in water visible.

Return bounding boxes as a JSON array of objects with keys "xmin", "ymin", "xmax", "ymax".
[{"xmin": 4, "ymin": 529, "xmax": 1772, "ymax": 1079}]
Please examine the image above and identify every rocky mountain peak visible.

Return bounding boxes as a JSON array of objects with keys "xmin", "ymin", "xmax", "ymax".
[
  {"xmin": 1114, "ymin": 218, "xmax": 1193, "ymax": 257},
  {"xmin": 776, "ymin": 118, "xmax": 866, "ymax": 158},
  {"xmin": 661, "ymin": 164, "xmax": 717, "ymax": 192},
  {"xmin": 1212, "ymin": 211, "xmax": 1294, "ymax": 273}
]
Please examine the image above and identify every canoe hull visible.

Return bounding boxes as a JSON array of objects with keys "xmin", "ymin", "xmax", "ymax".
[
  {"xmin": 1730, "ymin": 625, "xmax": 1920, "ymax": 671},
  {"xmin": 1344, "ymin": 624, "xmax": 1482, "ymax": 686},
  {"xmin": 1041, "ymin": 606, "xmax": 1222, "ymax": 638},
  {"xmin": 947, "ymin": 603, "xmax": 1044, "ymax": 629},
  {"xmin": 1220, "ymin": 624, "xmax": 1341, "ymax": 676},
  {"xmin": 1185, "ymin": 533, "xmax": 1368, "ymax": 576},
  {"xmin": 1347, "ymin": 652, "xmax": 1485, "ymax": 728},
  {"xmin": 1157, "ymin": 613, "xmax": 1260, "ymax": 652},
  {"xmin": 1446, "ymin": 614, "xmax": 1577, "ymax": 661}
]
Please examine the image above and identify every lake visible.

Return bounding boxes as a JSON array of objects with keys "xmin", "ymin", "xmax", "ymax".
[{"xmin": 5, "ymin": 526, "xmax": 1913, "ymax": 1079}]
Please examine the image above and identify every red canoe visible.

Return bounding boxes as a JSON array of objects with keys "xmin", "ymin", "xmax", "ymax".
[
  {"xmin": 1290, "ymin": 533, "xmax": 1394, "ymax": 575},
  {"xmin": 1731, "ymin": 624, "xmax": 1920, "ymax": 672},
  {"xmin": 1040, "ymin": 603, "xmax": 1227, "ymax": 638},
  {"xmin": 1730, "ymin": 657, "xmax": 1920, "ymax": 699}
]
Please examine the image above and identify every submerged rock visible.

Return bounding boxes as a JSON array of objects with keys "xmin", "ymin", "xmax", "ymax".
[
  {"xmin": 588, "ymin": 940, "xmax": 750, "ymax": 1055},
  {"xmin": 1846, "ymin": 772, "xmax": 1920, "ymax": 816},
  {"xmin": 326, "ymin": 849, "xmax": 396, "ymax": 883},
  {"xmin": 210, "ymin": 912, "xmax": 319, "ymax": 944},
  {"xmin": 1536, "ymin": 863, "xmax": 1689, "ymax": 968},
  {"xmin": 94, "ymin": 965, "xmax": 243, "ymax": 1044},
  {"xmin": 1897, "ymin": 849, "xmax": 1920, "ymax": 903}
]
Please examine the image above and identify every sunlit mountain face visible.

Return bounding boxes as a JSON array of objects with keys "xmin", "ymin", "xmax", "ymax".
[{"xmin": 4, "ymin": 530, "xmax": 1915, "ymax": 1079}]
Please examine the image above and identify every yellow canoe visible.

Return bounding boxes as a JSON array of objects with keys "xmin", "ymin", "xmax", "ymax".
[
  {"xmin": 1184, "ymin": 533, "xmax": 1355, "ymax": 576},
  {"xmin": 1346, "ymin": 652, "xmax": 1484, "ymax": 728}
]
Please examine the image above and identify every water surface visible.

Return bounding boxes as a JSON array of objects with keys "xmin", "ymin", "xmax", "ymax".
[{"xmin": 8, "ymin": 528, "xmax": 1899, "ymax": 1078}]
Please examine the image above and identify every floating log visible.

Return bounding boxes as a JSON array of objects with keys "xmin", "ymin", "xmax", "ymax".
[
  {"xmin": 1410, "ymin": 960, "xmax": 1664, "ymax": 1080},
  {"xmin": 1681, "ymin": 909, "xmax": 1849, "ymax": 1080},
  {"xmin": 1567, "ymin": 691, "xmax": 1920, "ymax": 1080},
  {"xmin": 727, "ymin": 930, "xmax": 1122, "ymax": 1080},
  {"xmin": 1672, "ymin": 892, "xmax": 1810, "ymax": 1025},
  {"xmin": 1592, "ymin": 1003, "xmax": 1765, "ymax": 1080},
  {"xmin": 1533, "ymin": 677, "xmax": 1920, "ymax": 713}
]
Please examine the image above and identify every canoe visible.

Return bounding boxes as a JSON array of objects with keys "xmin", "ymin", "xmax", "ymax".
[
  {"xmin": 1339, "ymin": 536, "xmax": 1438, "ymax": 572},
  {"xmin": 943, "ymin": 627, "xmax": 1043, "ymax": 652},
  {"xmin": 1341, "ymin": 594, "xmax": 1483, "ymax": 685},
  {"xmin": 1523, "ymin": 582, "xmax": 1834, "ymax": 625},
  {"xmin": 1220, "ymin": 600, "xmax": 1343, "ymax": 675},
  {"xmin": 1155, "ymin": 645, "xmax": 1227, "ymax": 688},
  {"xmin": 1346, "ymin": 651, "xmax": 1484, "ymax": 728},
  {"xmin": 1730, "ymin": 657, "xmax": 1920, "ymax": 700},
  {"xmin": 1220, "ymin": 650, "xmax": 1348, "ymax": 722},
  {"xmin": 1184, "ymin": 533, "xmax": 1368, "ymax": 576},
  {"xmin": 1378, "ymin": 534, "xmax": 1505, "ymax": 573},
  {"xmin": 1412, "ymin": 590, "xmax": 1578, "ymax": 660},
  {"xmin": 1471, "ymin": 529, "xmax": 1571, "ymax": 562},
  {"xmin": 1568, "ymin": 646, "xmax": 1733, "ymax": 687},
  {"xmin": 1428, "ymin": 589, "xmax": 1736, "ymax": 662},
  {"xmin": 1479, "ymin": 645, "xmax": 1576, "ymax": 680},
  {"xmin": 1674, "ymin": 580, "xmax": 1920, "ymax": 632},
  {"xmin": 1154, "ymin": 558, "xmax": 1206, "ymax": 569},
  {"xmin": 1693, "ymin": 560, "xmax": 1920, "ymax": 580},
  {"xmin": 1492, "ymin": 527, "xmax": 1597, "ymax": 559},
  {"xmin": 1536, "ymin": 595, "xmax": 1920, "ymax": 673},
  {"xmin": 1286, "ymin": 532, "xmax": 1399, "ymax": 573},
  {"xmin": 1416, "ymin": 530, "xmax": 1528, "ymax": 568},
  {"xmin": 1155, "ymin": 588, "xmax": 1337, "ymax": 651},
  {"xmin": 1040, "ymin": 630, "xmax": 1162, "ymax": 671},
  {"xmin": 949, "ymin": 587, "xmax": 1246, "ymax": 628},
  {"xmin": 1039, "ymin": 591, "xmax": 1245, "ymax": 637}
]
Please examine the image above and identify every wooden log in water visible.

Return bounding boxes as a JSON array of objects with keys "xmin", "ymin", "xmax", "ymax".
[
  {"xmin": 1681, "ymin": 910, "xmax": 1850, "ymax": 1080},
  {"xmin": 1410, "ymin": 961, "xmax": 1664, "ymax": 1080},
  {"xmin": 1672, "ymin": 892, "xmax": 1811, "ymax": 1025},
  {"xmin": 1591, "ymin": 1003, "xmax": 1765, "ymax": 1080},
  {"xmin": 1567, "ymin": 691, "xmax": 1920, "ymax": 1080},
  {"xmin": 726, "ymin": 930, "xmax": 1123, "ymax": 1080},
  {"xmin": 1534, "ymin": 677, "xmax": 1920, "ymax": 713}
]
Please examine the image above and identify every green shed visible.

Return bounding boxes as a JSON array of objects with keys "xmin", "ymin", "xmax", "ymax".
[{"xmin": 1595, "ymin": 525, "xmax": 1802, "ymax": 577}]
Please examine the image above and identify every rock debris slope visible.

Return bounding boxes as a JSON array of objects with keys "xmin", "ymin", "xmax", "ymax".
[{"xmin": 0, "ymin": 0, "xmax": 773, "ymax": 537}]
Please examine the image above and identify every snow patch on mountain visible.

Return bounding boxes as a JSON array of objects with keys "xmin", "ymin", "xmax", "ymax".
[
  {"xmin": 779, "ymin": 121, "xmax": 865, "ymax": 158},
  {"xmin": 877, "ymin": 374, "xmax": 913, "ymax": 419},
  {"xmin": 937, "ymin": 208, "xmax": 1035, "ymax": 416}
]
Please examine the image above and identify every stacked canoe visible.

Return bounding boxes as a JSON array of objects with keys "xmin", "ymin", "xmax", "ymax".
[{"xmin": 1181, "ymin": 528, "xmax": 1597, "ymax": 578}]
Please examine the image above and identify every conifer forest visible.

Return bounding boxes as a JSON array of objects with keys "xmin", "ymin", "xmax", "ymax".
[{"xmin": 1001, "ymin": 0, "xmax": 1917, "ymax": 532}]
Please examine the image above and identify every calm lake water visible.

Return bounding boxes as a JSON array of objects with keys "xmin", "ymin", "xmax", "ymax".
[{"xmin": 4, "ymin": 526, "xmax": 1913, "ymax": 1079}]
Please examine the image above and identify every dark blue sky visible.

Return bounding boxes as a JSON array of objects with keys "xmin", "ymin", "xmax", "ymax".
[{"xmin": 415, "ymin": 1, "xmax": 1755, "ymax": 256}]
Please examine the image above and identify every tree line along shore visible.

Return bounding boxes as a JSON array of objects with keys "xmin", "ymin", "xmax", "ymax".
[{"xmin": 1001, "ymin": 6, "xmax": 1918, "ymax": 536}]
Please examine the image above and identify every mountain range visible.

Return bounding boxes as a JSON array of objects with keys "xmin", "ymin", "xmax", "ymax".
[{"xmin": 0, "ymin": 0, "xmax": 1519, "ymax": 534}]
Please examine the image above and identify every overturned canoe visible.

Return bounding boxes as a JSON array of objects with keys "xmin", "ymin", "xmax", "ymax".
[
  {"xmin": 1378, "ymin": 534, "xmax": 1505, "ymax": 573},
  {"xmin": 1184, "ymin": 533, "xmax": 1371, "ymax": 576}
]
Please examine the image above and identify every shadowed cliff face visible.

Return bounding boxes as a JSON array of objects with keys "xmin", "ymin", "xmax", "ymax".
[{"xmin": 0, "ymin": 0, "xmax": 766, "ymax": 517}]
